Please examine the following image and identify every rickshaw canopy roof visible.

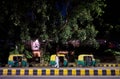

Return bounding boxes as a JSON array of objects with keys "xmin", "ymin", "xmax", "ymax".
[
  {"xmin": 50, "ymin": 54, "xmax": 65, "ymax": 61},
  {"xmin": 8, "ymin": 54, "xmax": 24, "ymax": 61},
  {"xmin": 78, "ymin": 54, "xmax": 94, "ymax": 60}
]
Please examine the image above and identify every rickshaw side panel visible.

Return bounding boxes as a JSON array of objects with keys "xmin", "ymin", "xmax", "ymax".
[
  {"xmin": 77, "ymin": 54, "xmax": 96, "ymax": 67},
  {"xmin": 50, "ymin": 54, "xmax": 68, "ymax": 67},
  {"xmin": 77, "ymin": 60, "xmax": 85, "ymax": 66},
  {"xmin": 50, "ymin": 55, "xmax": 56, "ymax": 66},
  {"xmin": 8, "ymin": 54, "xmax": 28, "ymax": 67}
]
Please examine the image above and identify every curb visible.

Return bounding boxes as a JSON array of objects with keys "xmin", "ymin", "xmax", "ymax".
[
  {"xmin": 0, "ymin": 68, "xmax": 120, "ymax": 76},
  {"xmin": 96, "ymin": 64, "xmax": 120, "ymax": 67}
]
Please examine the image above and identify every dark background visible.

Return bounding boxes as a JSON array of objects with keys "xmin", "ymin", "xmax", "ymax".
[{"xmin": 103, "ymin": 0, "xmax": 120, "ymax": 25}]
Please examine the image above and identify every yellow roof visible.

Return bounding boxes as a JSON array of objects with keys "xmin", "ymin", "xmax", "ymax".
[
  {"xmin": 78, "ymin": 54, "xmax": 94, "ymax": 60},
  {"xmin": 57, "ymin": 54, "xmax": 65, "ymax": 56},
  {"xmin": 8, "ymin": 54, "xmax": 24, "ymax": 61},
  {"xmin": 50, "ymin": 54, "xmax": 65, "ymax": 61}
]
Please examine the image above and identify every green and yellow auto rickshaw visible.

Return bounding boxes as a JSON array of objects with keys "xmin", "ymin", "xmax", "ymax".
[
  {"xmin": 77, "ymin": 54, "xmax": 96, "ymax": 67},
  {"xmin": 50, "ymin": 54, "xmax": 68, "ymax": 67},
  {"xmin": 8, "ymin": 54, "xmax": 28, "ymax": 67}
]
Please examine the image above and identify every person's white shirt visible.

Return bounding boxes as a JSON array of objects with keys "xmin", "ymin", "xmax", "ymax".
[{"xmin": 55, "ymin": 55, "xmax": 59, "ymax": 68}]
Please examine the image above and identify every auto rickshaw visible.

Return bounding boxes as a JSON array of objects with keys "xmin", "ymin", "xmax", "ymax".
[
  {"xmin": 50, "ymin": 54, "xmax": 68, "ymax": 67},
  {"xmin": 77, "ymin": 54, "xmax": 96, "ymax": 67},
  {"xmin": 8, "ymin": 54, "xmax": 28, "ymax": 67}
]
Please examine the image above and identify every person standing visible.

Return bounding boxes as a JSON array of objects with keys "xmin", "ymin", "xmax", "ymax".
[{"xmin": 55, "ymin": 54, "xmax": 59, "ymax": 68}]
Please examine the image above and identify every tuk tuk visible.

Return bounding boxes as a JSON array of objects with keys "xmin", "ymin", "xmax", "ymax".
[
  {"xmin": 77, "ymin": 54, "xmax": 96, "ymax": 67},
  {"xmin": 50, "ymin": 54, "xmax": 68, "ymax": 67},
  {"xmin": 8, "ymin": 54, "xmax": 28, "ymax": 67}
]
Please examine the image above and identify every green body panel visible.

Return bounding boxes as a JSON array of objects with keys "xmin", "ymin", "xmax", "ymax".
[
  {"xmin": 77, "ymin": 60, "xmax": 96, "ymax": 66},
  {"xmin": 92, "ymin": 60, "xmax": 96, "ymax": 66},
  {"xmin": 8, "ymin": 60, "xmax": 27, "ymax": 67},
  {"xmin": 8, "ymin": 61, "xmax": 18, "ymax": 67},
  {"xmin": 77, "ymin": 61, "xmax": 85, "ymax": 66},
  {"xmin": 50, "ymin": 60, "xmax": 68, "ymax": 67},
  {"xmin": 63, "ymin": 60, "xmax": 68, "ymax": 67},
  {"xmin": 21, "ymin": 60, "xmax": 28, "ymax": 67},
  {"xmin": 50, "ymin": 61, "xmax": 56, "ymax": 65}
]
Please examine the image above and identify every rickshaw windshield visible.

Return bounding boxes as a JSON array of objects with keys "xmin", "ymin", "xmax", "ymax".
[
  {"xmin": 13, "ymin": 56, "xmax": 22, "ymax": 62},
  {"xmin": 84, "ymin": 56, "xmax": 92, "ymax": 62}
]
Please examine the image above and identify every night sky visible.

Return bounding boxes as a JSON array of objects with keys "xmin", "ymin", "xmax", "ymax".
[{"xmin": 103, "ymin": 0, "xmax": 120, "ymax": 25}]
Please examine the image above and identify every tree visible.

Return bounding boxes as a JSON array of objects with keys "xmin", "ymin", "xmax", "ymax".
[
  {"xmin": 63, "ymin": 0, "xmax": 106, "ymax": 49},
  {"xmin": 0, "ymin": 0, "xmax": 107, "ymax": 53}
]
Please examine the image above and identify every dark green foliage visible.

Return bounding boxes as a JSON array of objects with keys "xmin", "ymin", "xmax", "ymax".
[{"xmin": 1, "ymin": 0, "xmax": 119, "ymax": 55}]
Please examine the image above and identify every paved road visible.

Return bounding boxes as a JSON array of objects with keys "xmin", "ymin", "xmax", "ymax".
[{"xmin": 0, "ymin": 76, "xmax": 120, "ymax": 79}]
